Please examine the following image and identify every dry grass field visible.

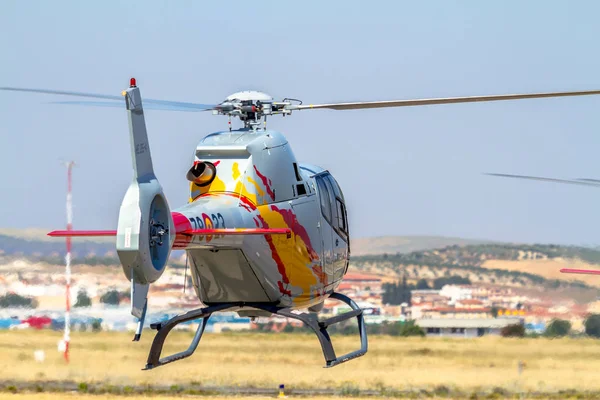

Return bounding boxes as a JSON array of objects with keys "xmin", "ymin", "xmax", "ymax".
[
  {"xmin": 1, "ymin": 330, "xmax": 600, "ymax": 395},
  {"xmin": 0, "ymin": 396, "xmax": 404, "ymax": 400},
  {"xmin": 483, "ymin": 258, "xmax": 600, "ymax": 287}
]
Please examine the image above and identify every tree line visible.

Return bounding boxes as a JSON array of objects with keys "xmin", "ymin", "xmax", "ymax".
[
  {"xmin": 0, "ymin": 288, "xmax": 128, "ymax": 309},
  {"xmin": 500, "ymin": 316, "xmax": 600, "ymax": 338}
]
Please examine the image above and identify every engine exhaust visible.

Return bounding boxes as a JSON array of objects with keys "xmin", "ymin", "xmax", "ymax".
[{"xmin": 186, "ymin": 161, "xmax": 216, "ymax": 186}]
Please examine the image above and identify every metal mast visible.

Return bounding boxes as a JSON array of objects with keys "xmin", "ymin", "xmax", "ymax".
[{"xmin": 63, "ymin": 161, "xmax": 75, "ymax": 362}]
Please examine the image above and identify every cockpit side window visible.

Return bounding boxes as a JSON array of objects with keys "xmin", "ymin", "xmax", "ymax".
[
  {"xmin": 322, "ymin": 176, "xmax": 337, "ymax": 211},
  {"xmin": 316, "ymin": 173, "xmax": 349, "ymax": 242},
  {"xmin": 316, "ymin": 176, "xmax": 332, "ymax": 223},
  {"xmin": 325, "ymin": 175, "xmax": 341, "ymax": 201},
  {"xmin": 326, "ymin": 175, "xmax": 345, "ymax": 203},
  {"xmin": 336, "ymin": 199, "xmax": 347, "ymax": 234}
]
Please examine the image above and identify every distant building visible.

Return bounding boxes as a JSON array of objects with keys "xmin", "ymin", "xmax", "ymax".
[
  {"xmin": 497, "ymin": 309, "xmax": 525, "ymax": 317},
  {"xmin": 420, "ymin": 307, "xmax": 491, "ymax": 319},
  {"xmin": 439, "ymin": 285, "xmax": 473, "ymax": 304},
  {"xmin": 410, "ymin": 289, "xmax": 447, "ymax": 304},
  {"xmin": 333, "ymin": 301, "xmax": 381, "ymax": 316},
  {"xmin": 524, "ymin": 321, "xmax": 545, "ymax": 334},
  {"xmin": 473, "ymin": 286, "xmax": 512, "ymax": 301},
  {"xmin": 455, "ymin": 299, "xmax": 484, "ymax": 309},
  {"xmin": 417, "ymin": 317, "xmax": 523, "ymax": 337},
  {"xmin": 586, "ymin": 300, "xmax": 600, "ymax": 314},
  {"xmin": 339, "ymin": 273, "xmax": 382, "ymax": 293}
]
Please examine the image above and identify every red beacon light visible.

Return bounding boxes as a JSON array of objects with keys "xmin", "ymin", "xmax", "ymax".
[{"xmin": 130, "ymin": 77, "xmax": 137, "ymax": 87}]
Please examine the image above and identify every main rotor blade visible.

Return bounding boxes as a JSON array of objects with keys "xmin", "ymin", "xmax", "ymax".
[
  {"xmin": 0, "ymin": 86, "xmax": 217, "ymax": 111},
  {"xmin": 297, "ymin": 89, "xmax": 600, "ymax": 111},
  {"xmin": 0, "ymin": 86, "xmax": 123, "ymax": 101},
  {"xmin": 51, "ymin": 101, "xmax": 211, "ymax": 112},
  {"xmin": 485, "ymin": 173, "xmax": 600, "ymax": 188},
  {"xmin": 576, "ymin": 178, "xmax": 600, "ymax": 184}
]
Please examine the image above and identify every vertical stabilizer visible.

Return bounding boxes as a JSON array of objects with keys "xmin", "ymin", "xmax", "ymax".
[
  {"xmin": 115, "ymin": 79, "xmax": 175, "ymax": 339},
  {"xmin": 123, "ymin": 79, "xmax": 155, "ymax": 180}
]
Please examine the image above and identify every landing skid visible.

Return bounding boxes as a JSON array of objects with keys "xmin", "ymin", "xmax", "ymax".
[{"xmin": 143, "ymin": 292, "xmax": 367, "ymax": 370}]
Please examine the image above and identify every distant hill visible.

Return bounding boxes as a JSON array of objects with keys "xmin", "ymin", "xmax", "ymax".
[
  {"xmin": 0, "ymin": 233, "xmax": 116, "ymax": 259},
  {"xmin": 350, "ymin": 235, "xmax": 494, "ymax": 256},
  {"xmin": 356, "ymin": 243, "xmax": 600, "ymax": 267},
  {"xmin": 3, "ymin": 229, "xmax": 600, "ymax": 290},
  {"xmin": 350, "ymin": 243, "xmax": 600, "ymax": 301},
  {"xmin": 0, "ymin": 229, "xmax": 180, "ymax": 267},
  {"xmin": 0, "ymin": 230, "xmax": 493, "ymax": 260}
]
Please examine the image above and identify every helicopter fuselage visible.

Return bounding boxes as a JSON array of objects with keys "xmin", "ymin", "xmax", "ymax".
[{"xmin": 171, "ymin": 128, "xmax": 350, "ymax": 311}]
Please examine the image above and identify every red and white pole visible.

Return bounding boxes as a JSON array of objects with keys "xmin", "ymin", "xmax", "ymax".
[{"xmin": 63, "ymin": 161, "xmax": 75, "ymax": 363}]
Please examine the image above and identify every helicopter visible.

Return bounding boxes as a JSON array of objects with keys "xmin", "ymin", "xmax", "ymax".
[
  {"xmin": 487, "ymin": 172, "xmax": 600, "ymax": 277},
  {"xmin": 2, "ymin": 80, "xmax": 600, "ymax": 369}
]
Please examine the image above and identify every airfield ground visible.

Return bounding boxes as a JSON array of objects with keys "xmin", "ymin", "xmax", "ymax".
[
  {"xmin": 1, "ymin": 396, "xmax": 411, "ymax": 400},
  {"xmin": 2, "ymin": 330, "xmax": 600, "ymax": 398}
]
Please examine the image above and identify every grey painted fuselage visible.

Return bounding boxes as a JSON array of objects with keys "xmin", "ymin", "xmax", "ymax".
[{"xmin": 171, "ymin": 129, "xmax": 350, "ymax": 312}]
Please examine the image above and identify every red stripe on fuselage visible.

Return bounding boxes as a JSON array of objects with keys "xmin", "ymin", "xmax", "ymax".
[
  {"xmin": 253, "ymin": 166, "xmax": 275, "ymax": 201},
  {"xmin": 172, "ymin": 211, "xmax": 193, "ymax": 249},
  {"xmin": 255, "ymin": 214, "xmax": 291, "ymax": 295},
  {"xmin": 278, "ymin": 281, "xmax": 292, "ymax": 297},
  {"xmin": 271, "ymin": 205, "xmax": 325, "ymax": 285},
  {"xmin": 270, "ymin": 205, "xmax": 319, "ymax": 261}
]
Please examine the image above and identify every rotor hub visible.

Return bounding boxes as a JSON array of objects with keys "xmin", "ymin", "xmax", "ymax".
[
  {"xmin": 149, "ymin": 219, "xmax": 168, "ymax": 247},
  {"xmin": 225, "ymin": 90, "xmax": 273, "ymax": 103},
  {"xmin": 215, "ymin": 90, "xmax": 302, "ymax": 129}
]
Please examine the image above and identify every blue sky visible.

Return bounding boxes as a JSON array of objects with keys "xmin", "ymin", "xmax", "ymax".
[{"xmin": 1, "ymin": 1, "xmax": 600, "ymax": 245}]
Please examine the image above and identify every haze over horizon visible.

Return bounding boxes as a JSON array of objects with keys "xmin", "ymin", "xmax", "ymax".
[{"xmin": 2, "ymin": 1, "xmax": 600, "ymax": 247}]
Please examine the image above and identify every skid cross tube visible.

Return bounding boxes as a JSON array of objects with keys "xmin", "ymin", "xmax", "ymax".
[
  {"xmin": 142, "ymin": 293, "xmax": 367, "ymax": 370},
  {"xmin": 143, "ymin": 302, "xmax": 281, "ymax": 370},
  {"xmin": 329, "ymin": 292, "xmax": 368, "ymax": 366},
  {"xmin": 144, "ymin": 303, "xmax": 232, "ymax": 369},
  {"xmin": 279, "ymin": 292, "xmax": 368, "ymax": 367}
]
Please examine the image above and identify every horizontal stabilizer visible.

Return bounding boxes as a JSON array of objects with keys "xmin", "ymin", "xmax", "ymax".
[
  {"xmin": 48, "ymin": 230, "xmax": 117, "ymax": 237},
  {"xmin": 560, "ymin": 268, "xmax": 600, "ymax": 275},
  {"xmin": 182, "ymin": 228, "xmax": 292, "ymax": 238}
]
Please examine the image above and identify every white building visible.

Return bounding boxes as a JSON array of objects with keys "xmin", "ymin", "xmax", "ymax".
[
  {"xmin": 439, "ymin": 285, "xmax": 473, "ymax": 305},
  {"xmin": 416, "ymin": 317, "xmax": 523, "ymax": 338}
]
